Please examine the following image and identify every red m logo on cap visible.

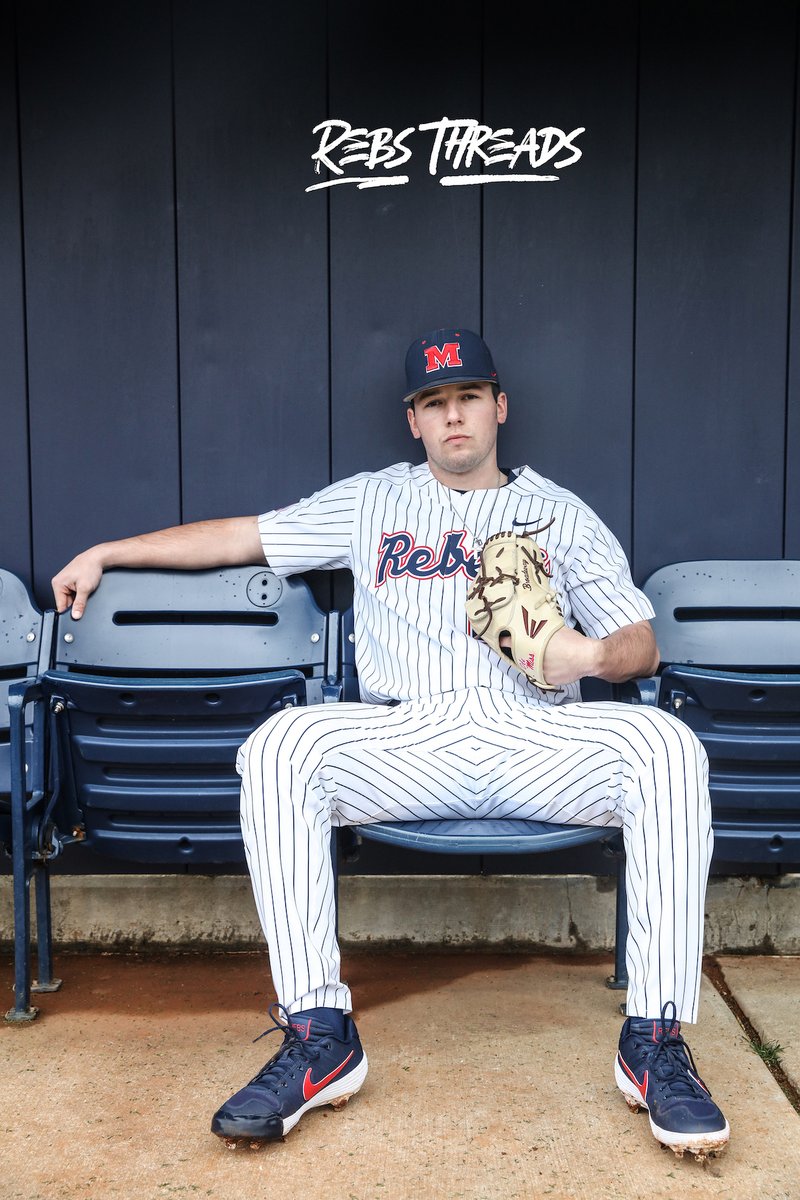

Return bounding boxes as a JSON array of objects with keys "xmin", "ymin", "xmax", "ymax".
[{"xmin": 424, "ymin": 342, "xmax": 463, "ymax": 373}]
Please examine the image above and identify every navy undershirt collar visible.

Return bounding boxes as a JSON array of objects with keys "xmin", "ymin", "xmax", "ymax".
[{"xmin": 452, "ymin": 467, "xmax": 516, "ymax": 495}]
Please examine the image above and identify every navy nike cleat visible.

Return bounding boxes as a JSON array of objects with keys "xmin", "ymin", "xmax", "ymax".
[
  {"xmin": 615, "ymin": 1001, "xmax": 730, "ymax": 1160},
  {"xmin": 211, "ymin": 1003, "xmax": 368, "ymax": 1149}
]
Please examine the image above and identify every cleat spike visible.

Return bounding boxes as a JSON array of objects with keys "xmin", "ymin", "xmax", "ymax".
[{"xmin": 329, "ymin": 1093, "xmax": 352, "ymax": 1111}]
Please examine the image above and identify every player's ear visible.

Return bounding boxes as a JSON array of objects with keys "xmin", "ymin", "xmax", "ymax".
[
  {"xmin": 406, "ymin": 403, "xmax": 422, "ymax": 440},
  {"xmin": 496, "ymin": 391, "xmax": 508, "ymax": 425}
]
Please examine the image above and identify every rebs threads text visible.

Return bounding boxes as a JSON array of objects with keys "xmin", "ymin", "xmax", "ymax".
[{"xmin": 307, "ymin": 117, "xmax": 585, "ymax": 191}]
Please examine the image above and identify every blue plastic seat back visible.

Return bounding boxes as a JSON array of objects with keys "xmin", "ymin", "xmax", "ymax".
[
  {"xmin": 53, "ymin": 566, "xmax": 330, "ymax": 694},
  {"xmin": 643, "ymin": 560, "xmax": 800, "ymax": 864},
  {"xmin": 643, "ymin": 559, "xmax": 800, "ymax": 668},
  {"xmin": 43, "ymin": 566, "xmax": 332, "ymax": 865},
  {"xmin": 1, "ymin": 568, "xmax": 44, "ymax": 728}
]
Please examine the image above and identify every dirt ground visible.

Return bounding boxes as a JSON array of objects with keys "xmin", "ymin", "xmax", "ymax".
[{"xmin": 2, "ymin": 948, "xmax": 799, "ymax": 1200}]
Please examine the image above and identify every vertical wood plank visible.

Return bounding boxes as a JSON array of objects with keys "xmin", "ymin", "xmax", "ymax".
[
  {"xmin": 635, "ymin": 0, "xmax": 795, "ymax": 581},
  {"xmin": 18, "ymin": 0, "xmax": 179, "ymax": 599},
  {"xmin": 0, "ymin": 0, "xmax": 31, "ymax": 583},
  {"xmin": 327, "ymin": 0, "xmax": 483, "ymax": 479},
  {"xmin": 787, "ymin": 17, "xmax": 800, "ymax": 559},
  {"xmin": 174, "ymin": 0, "xmax": 329, "ymax": 519},
  {"xmin": 484, "ymin": 1, "xmax": 638, "ymax": 557}
]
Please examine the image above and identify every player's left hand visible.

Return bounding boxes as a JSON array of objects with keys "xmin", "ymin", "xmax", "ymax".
[{"xmin": 500, "ymin": 626, "xmax": 598, "ymax": 687}]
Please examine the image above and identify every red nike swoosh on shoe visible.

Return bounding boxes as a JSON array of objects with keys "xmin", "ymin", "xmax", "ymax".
[
  {"xmin": 619, "ymin": 1055, "xmax": 649, "ymax": 1102},
  {"xmin": 302, "ymin": 1051, "xmax": 355, "ymax": 1101}
]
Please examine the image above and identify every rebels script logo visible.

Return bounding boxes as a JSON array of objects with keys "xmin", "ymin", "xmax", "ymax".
[{"xmin": 375, "ymin": 530, "xmax": 478, "ymax": 588}]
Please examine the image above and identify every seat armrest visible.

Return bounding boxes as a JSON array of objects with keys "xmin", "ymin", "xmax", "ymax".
[
  {"xmin": 7, "ymin": 680, "xmax": 47, "ymax": 822},
  {"xmin": 7, "ymin": 679, "xmax": 44, "ymax": 709},
  {"xmin": 9, "ymin": 679, "xmax": 65, "ymax": 854},
  {"xmin": 322, "ymin": 609, "xmax": 344, "ymax": 702},
  {"xmin": 613, "ymin": 675, "xmax": 660, "ymax": 706}
]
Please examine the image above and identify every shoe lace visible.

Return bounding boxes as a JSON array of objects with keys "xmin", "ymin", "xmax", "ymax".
[
  {"xmin": 247, "ymin": 1003, "xmax": 322, "ymax": 1091},
  {"xmin": 643, "ymin": 1001, "xmax": 706, "ymax": 1098}
]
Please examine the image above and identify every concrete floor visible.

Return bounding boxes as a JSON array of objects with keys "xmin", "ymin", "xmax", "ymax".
[{"xmin": 2, "ymin": 950, "xmax": 799, "ymax": 1200}]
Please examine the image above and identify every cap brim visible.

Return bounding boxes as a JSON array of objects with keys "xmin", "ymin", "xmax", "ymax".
[{"xmin": 402, "ymin": 375, "xmax": 497, "ymax": 404}]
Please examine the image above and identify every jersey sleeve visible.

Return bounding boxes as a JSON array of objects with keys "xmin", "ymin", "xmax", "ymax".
[
  {"xmin": 258, "ymin": 474, "xmax": 366, "ymax": 577},
  {"xmin": 564, "ymin": 509, "xmax": 655, "ymax": 637}
]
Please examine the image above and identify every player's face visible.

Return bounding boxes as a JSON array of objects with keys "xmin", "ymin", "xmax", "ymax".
[{"xmin": 406, "ymin": 381, "xmax": 508, "ymax": 488}]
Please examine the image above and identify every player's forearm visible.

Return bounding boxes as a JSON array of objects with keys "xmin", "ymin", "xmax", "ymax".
[
  {"xmin": 52, "ymin": 516, "xmax": 264, "ymax": 617},
  {"xmin": 91, "ymin": 517, "xmax": 263, "ymax": 571},
  {"xmin": 590, "ymin": 620, "xmax": 660, "ymax": 682}
]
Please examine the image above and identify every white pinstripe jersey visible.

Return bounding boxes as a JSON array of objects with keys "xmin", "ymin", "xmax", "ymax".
[{"xmin": 258, "ymin": 462, "xmax": 654, "ymax": 706}]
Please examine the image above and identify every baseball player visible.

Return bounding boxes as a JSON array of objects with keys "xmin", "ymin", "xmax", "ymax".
[{"xmin": 52, "ymin": 328, "xmax": 729, "ymax": 1159}]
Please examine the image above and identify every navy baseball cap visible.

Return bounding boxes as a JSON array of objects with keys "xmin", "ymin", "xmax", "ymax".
[{"xmin": 402, "ymin": 327, "xmax": 500, "ymax": 403}]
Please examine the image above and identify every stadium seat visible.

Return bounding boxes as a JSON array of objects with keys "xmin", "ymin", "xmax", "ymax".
[
  {"xmin": 642, "ymin": 559, "xmax": 800, "ymax": 868},
  {"xmin": 7, "ymin": 566, "xmax": 339, "ymax": 1021}
]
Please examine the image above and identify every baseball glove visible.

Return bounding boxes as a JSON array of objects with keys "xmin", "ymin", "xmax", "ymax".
[{"xmin": 466, "ymin": 522, "xmax": 565, "ymax": 691}]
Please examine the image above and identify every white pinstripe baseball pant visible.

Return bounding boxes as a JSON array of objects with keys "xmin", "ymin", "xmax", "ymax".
[{"xmin": 237, "ymin": 689, "xmax": 712, "ymax": 1023}]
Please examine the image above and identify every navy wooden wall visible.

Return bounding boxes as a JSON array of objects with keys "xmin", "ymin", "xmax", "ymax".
[{"xmin": 3, "ymin": 0, "xmax": 800, "ymax": 604}]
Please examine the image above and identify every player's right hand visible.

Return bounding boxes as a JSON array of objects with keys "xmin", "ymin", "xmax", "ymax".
[{"xmin": 51, "ymin": 549, "xmax": 105, "ymax": 619}]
